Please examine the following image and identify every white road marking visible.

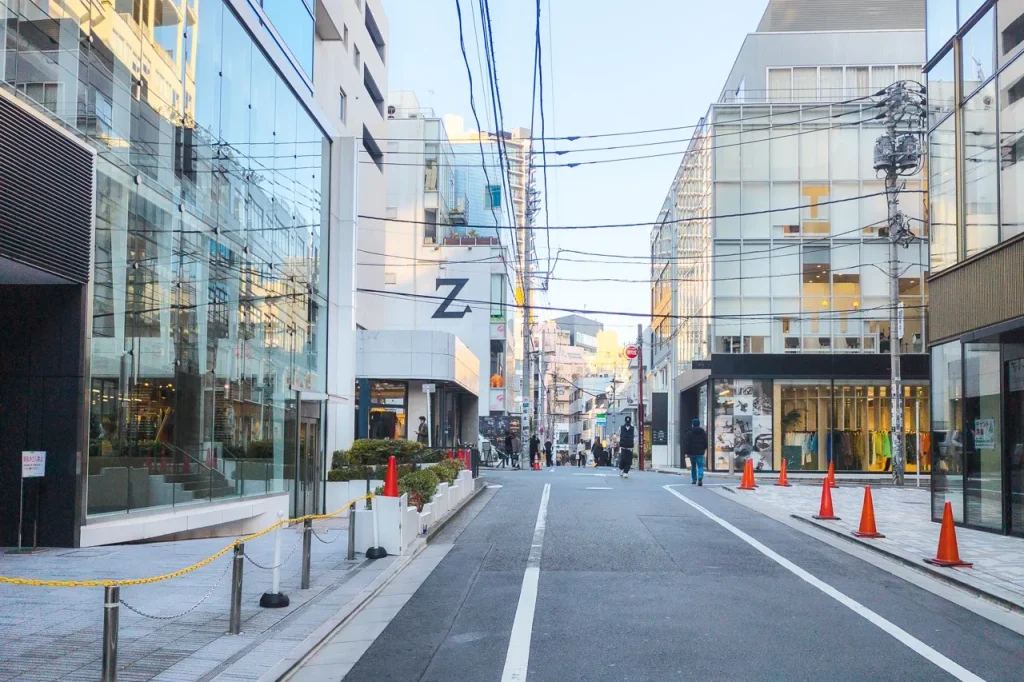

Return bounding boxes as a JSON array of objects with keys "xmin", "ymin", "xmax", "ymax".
[
  {"xmin": 487, "ymin": 485, "xmax": 504, "ymax": 489},
  {"xmin": 663, "ymin": 485, "xmax": 985, "ymax": 682},
  {"xmin": 501, "ymin": 483, "xmax": 550, "ymax": 682},
  {"xmin": 585, "ymin": 487, "xmax": 613, "ymax": 490}
]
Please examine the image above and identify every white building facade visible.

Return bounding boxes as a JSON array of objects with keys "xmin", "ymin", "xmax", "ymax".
[{"xmin": 651, "ymin": 0, "xmax": 932, "ymax": 476}]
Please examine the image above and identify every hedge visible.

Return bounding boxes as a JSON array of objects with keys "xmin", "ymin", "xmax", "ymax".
[{"xmin": 332, "ymin": 439, "xmax": 425, "ymax": 468}]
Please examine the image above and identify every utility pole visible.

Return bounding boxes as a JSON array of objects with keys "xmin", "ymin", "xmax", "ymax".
[
  {"xmin": 873, "ymin": 80, "xmax": 926, "ymax": 487},
  {"xmin": 637, "ymin": 324, "xmax": 645, "ymax": 471},
  {"xmin": 538, "ymin": 330, "xmax": 545, "ymax": 442}
]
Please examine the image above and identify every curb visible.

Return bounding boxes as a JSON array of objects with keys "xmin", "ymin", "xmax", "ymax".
[
  {"xmin": 426, "ymin": 480, "xmax": 487, "ymax": 543},
  {"xmin": 790, "ymin": 514, "xmax": 1024, "ymax": 617},
  {"xmin": 265, "ymin": 479, "xmax": 487, "ymax": 681},
  {"xmin": 651, "ymin": 468, "xmax": 929, "ymax": 487}
]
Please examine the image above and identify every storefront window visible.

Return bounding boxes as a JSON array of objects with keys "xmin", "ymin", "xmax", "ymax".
[
  {"xmin": 712, "ymin": 379, "xmax": 772, "ymax": 472},
  {"xmin": 932, "ymin": 340, "xmax": 964, "ymax": 522},
  {"xmin": 368, "ymin": 381, "xmax": 408, "ymax": 440},
  {"xmin": 964, "ymin": 343, "xmax": 1003, "ymax": 529},
  {"xmin": 774, "ymin": 381, "xmax": 831, "ymax": 471},
  {"xmin": 1004, "ymin": 338, "xmax": 1024, "ymax": 535}
]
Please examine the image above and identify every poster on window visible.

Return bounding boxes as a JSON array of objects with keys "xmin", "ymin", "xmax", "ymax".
[
  {"xmin": 733, "ymin": 380, "xmax": 753, "ymax": 416},
  {"xmin": 753, "ymin": 416, "xmax": 773, "ymax": 470},
  {"xmin": 713, "ymin": 414, "xmax": 734, "ymax": 470},
  {"xmin": 973, "ymin": 418, "xmax": 995, "ymax": 450}
]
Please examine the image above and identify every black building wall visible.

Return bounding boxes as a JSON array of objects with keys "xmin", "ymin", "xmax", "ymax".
[{"xmin": 0, "ymin": 286, "xmax": 87, "ymax": 547}]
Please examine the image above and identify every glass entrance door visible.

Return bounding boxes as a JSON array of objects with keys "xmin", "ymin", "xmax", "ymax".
[
  {"xmin": 295, "ymin": 401, "xmax": 322, "ymax": 517},
  {"xmin": 1005, "ymin": 355, "xmax": 1024, "ymax": 536}
]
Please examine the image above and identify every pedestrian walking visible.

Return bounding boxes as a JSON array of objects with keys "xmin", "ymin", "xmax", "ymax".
[
  {"xmin": 576, "ymin": 442, "xmax": 587, "ymax": 467},
  {"xmin": 618, "ymin": 416, "xmax": 636, "ymax": 478},
  {"xmin": 416, "ymin": 416, "xmax": 429, "ymax": 445},
  {"xmin": 544, "ymin": 439, "xmax": 553, "ymax": 468},
  {"xmin": 591, "ymin": 439, "xmax": 602, "ymax": 467},
  {"xmin": 529, "ymin": 433, "xmax": 541, "ymax": 469},
  {"xmin": 681, "ymin": 418, "xmax": 708, "ymax": 486}
]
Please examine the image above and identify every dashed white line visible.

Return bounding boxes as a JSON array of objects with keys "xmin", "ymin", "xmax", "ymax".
[
  {"xmin": 500, "ymin": 483, "xmax": 550, "ymax": 682},
  {"xmin": 663, "ymin": 484, "xmax": 985, "ymax": 682}
]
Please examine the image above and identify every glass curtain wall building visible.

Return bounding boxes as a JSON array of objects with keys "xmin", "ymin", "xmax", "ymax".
[
  {"xmin": 2, "ymin": 0, "xmax": 330, "ymax": 526},
  {"xmin": 925, "ymin": 0, "xmax": 1024, "ymax": 536},
  {"xmin": 650, "ymin": 4, "xmax": 931, "ymax": 474}
]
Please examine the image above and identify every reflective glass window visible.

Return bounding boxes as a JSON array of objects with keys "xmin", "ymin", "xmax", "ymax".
[
  {"xmin": 999, "ymin": 52, "xmax": 1024, "ymax": 241},
  {"xmin": 931, "ymin": 340, "xmax": 964, "ymax": 521},
  {"xmin": 963, "ymin": 81, "xmax": 999, "ymax": 257},
  {"xmin": 929, "ymin": 116, "xmax": 958, "ymax": 271},
  {"xmin": 928, "ymin": 0, "xmax": 957, "ymax": 59},
  {"xmin": 263, "ymin": 0, "xmax": 314, "ymax": 78},
  {"xmin": 928, "ymin": 50, "xmax": 956, "ymax": 128},
  {"xmin": 962, "ymin": 8, "xmax": 996, "ymax": 96},
  {"xmin": 960, "ymin": 0, "xmax": 987, "ymax": 26},
  {"xmin": 999, "ymin": 0, "xmax": 1024, "ymax": 66}
]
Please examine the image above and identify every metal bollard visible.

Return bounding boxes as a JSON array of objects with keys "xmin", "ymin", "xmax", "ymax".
[
  {"xmin": 229, "ymin": 543, "xmax": 244, "ymax": 634},
  {"xmin": 300, "ymin": 518, "xmax": 312, "ymax": 589},
  {"xmin": 365, "ymin": 480, "xmax": 371, "ymax": 509},
  {"xmin": 346, "ymin": 506, "xmax": 356, "ymax": 561},
  {"xmin": 101, "ymin": 585, "xmax": 120, "ymax": 682}
]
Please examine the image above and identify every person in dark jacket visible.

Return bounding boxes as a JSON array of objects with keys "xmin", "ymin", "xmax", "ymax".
[
  {"xmin": 529, "ymin": 433, "xmax": 541, "ymax": 469},
  {"xmin": 618, "ymin": 416, "xmax": 636, "ymax": 478},
  {"xmin": 591, "ymin": 439, "xmax": 601, "ymax": 467},
  {"xmin": 544, "ymin": 439, "xmax": 553, "ymax": 467},
  {"xmin": 681, "ymin": 418, "xmax": 709, "ymax": 485}
]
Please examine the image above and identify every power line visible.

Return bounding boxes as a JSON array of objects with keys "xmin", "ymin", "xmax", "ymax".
[
  {"xmin": 370, "ymin": 93, "xmax": 882, "ymax": 143},
  {"xmin": 360, "ymin": 188, "xmax": 925, "ymax": 231},
  {"xmin": 357, "ymin": 287, "xmax": 926, "ymax": 322}
]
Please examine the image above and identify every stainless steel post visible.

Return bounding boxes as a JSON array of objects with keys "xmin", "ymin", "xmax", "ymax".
[
  {"xmin": 300, "ymin": 518, "xmax": 312, "ymax": 589},
  {"xmin": 101, "ymin": 585, "xmax": 120, "ymax": 682},
  {"xmin": 229, "ymin": 543, "xmax": 244, "ymax": 634},
  {"xmin": 347, "ymin": 506, "xmax": 356, "ymax": 561}
]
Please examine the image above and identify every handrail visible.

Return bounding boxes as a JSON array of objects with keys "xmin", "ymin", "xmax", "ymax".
[{"xmin": 0, "ymin": 494, "xmax": 374, "ymax": 588}]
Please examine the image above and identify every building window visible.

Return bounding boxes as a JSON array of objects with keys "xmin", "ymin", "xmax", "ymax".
[
  {"xmin": 927, "ymin": 0, "xmax": 956, "ymax": 60},
  {"xmin": 1000, "ymin": 51, "xmax": 1024, "ymax": 242},
  {"xmin": 963, "ymin": 81, "xmax": 999, "ymax": 258},
  {"xmin": 424, "ymin": 209, "xmax": 437, "ymax": 243},
  {"xmin": 362, "ymin": 124, "xmax": 383, "ymax": 170},
  {"xmin": 354, "ymin": 45, "xmax": 361, "ymax": 71},
  {"xmin": 485, "ymin": 184, "xmax": 502, "ymax": 208},
  {"xmin": 365, "ymin": 5, "xmax": 386, "ymax": 63},
  {"xmin": 490, "ymin": 273, "xmax": 506, "ymax": 320},
  {"xmin": 963, "ymin": 342, "xmax": 1002, "ymax": 529},
  {"xmin": 343, "ymin": 23, "xmax": 349, "ymax": 49},
  {"xmin": 339, "ymin": 87, "xmax": 347, "ymax": 123},
  {"xmin": 363, "ymin": 65, "xmax": 385, "ymax": 116}
]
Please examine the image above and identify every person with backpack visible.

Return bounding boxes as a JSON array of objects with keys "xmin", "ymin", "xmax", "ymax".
[
  {"xmin": 618, "ymin": 416, "xmax": 636, "ymax": 478},
  {"xmin": 681, "ymin": 418, "xmax": 709, "ymax": 486}
]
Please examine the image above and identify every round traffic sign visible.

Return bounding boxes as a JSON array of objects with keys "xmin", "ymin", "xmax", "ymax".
[{"xmin": 624, "ymin": 345, "xmax": 639, "ymax": 360}]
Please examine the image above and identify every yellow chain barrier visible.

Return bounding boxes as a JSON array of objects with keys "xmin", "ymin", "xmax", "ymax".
[{"xmin": 0, "ymin": 494, "xmax": 375, "ymax": 588}]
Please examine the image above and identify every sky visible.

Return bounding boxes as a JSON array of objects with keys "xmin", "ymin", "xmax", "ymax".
[{"xmin": 381, "ymin": 0, "xmax": 769, "ymax": 337}]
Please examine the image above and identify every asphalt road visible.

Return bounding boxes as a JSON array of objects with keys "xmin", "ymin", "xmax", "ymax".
[{"xmin": 303, "ymin": 467, "xmax": 1024, "ymax": 681}]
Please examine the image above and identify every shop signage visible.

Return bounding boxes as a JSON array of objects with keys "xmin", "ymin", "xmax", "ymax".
[
  {"xmin": 422, "ymin": 383, "xmax": 436, "ymax": 393},
  {"xmin": 691, "ymin": 360, "xmax": 711, "ymax": 370},
  {"xmin": 21, "ymin": 451, "xmax": 46, "ymax": 478},
  {"xmin": 1009, "ymin": 360, "xmax": 1024, "ymax": 392},
  {"xmin": 432, "ymin": 278, "xmax": 471, "ymax": 319},
  {"xmin": 973, "ymin": 419, "xmax": 995, "ymax": 450},
  {"xmin": 897, "ymin": 302, "xmax": 905, "ymax": 339}
]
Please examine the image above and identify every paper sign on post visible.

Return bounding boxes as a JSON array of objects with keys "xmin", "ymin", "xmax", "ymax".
[{"xmin": 22, "ymin": 451, "xmax": 46, "ymax": 478}]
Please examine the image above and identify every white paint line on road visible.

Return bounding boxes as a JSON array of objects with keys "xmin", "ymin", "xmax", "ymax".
[
  {"xmin": 487, "ymin": 485, "xmax": 504, "ymax": 489},
  {"xmin": 663, "ymin": 485, "xmax": 985, "ymax": 682},
  {"xmin": 501, "ymin": 483, "xmax": 550, "ymax": 682},
  {"xmin": 585, "ymin": 487, "xmax": 613, "ymax": 490}
]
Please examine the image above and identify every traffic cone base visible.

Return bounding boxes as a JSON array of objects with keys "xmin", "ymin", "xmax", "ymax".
[
  {"xmin": 813, "ymin": 477, "xmax": 839, "ymax": 520},
  {"xmin": 925, "ymin": 501, "xmax": 972, "ymax": 567},
  {"xmin": 851, "ymin": 486, "xmax": 883, "ymax": 537},
  {"xmin": 775, "ymin": 459, "xmax": 792, "ymax": 487}
]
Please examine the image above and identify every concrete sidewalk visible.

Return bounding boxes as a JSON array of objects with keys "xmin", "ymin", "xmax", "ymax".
[
  {"xmin": 653, "ymin": 464, "xmax": 931, "ymax": 486},
  {"xmin": 0, "ymin": 515, "xmax": 398, "ymax": 682},
  {"xmin": 714, "ymin": 482, "xmax": 1024, "ymax": 611}
]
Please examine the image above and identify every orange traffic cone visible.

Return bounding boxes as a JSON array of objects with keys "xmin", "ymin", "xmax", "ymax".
[
  {"xmin": 813, "ymin": 476, "xmax": 839, "ymax": 520},
  {"xmin": 852, "ymin": 486, "xmax": 884, "ymax": 538},
  {"xmin": 925, "ymin": 501, "xmax": 972, "ymax": 567},
  {"xmin": 382, "ymin": 455, "xmax": 399, "ymax": 497},
  {"xmin": 775, "ymin": 459, "xmax": 792, "ymax": 487},
  {"xmin": 738, "ymin": 458, "xmax": 757, "ymax": 490},
  {"xmin": 827, "ymin": 461, "xmax": 838, "ymax": 488}
]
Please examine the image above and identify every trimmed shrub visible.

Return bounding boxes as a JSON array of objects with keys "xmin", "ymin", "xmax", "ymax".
[
  {"xmin": 432, "ymin": 458, "xmax": 463, "ymax": 485},
  {"xmin": 411, "ymin": 448, "xmax": 447, "ymax": 464},
  {"xmin": 333, "ymin": 439, "xmax": 425, "ymax": 468},
  {"xmin": 397, "ymin": 468, "xmax": 439, "ymax": 511},
  {"xmin": 245, "ymin": 439, "xmax": 275, "ymax": 459},
  {"xmin": 327, "ymin": 466, "xmax": 372, "ymax": 482},
  {"xmin": 371, "ymin": 462, "xmax": 415, "ymax": 480}
]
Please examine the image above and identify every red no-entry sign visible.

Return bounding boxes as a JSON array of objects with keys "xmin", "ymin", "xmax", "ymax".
[{"xmin": 624, "ymin": 345, "xmax": 639, "ymax": 360}]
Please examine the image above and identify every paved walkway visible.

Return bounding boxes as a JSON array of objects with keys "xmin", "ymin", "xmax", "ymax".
[
  {"xmin": 0, "ymin": 516, "xmax": 397, "ymax": 682},
  {"xmin": 716, "ymin": 481, "xmax": 1024, "ymax": 609}
]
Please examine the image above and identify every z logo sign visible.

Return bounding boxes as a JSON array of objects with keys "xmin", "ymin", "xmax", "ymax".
[{"xmin": 432, "ymin": 278, "xmax": 472, "ymax": 319}]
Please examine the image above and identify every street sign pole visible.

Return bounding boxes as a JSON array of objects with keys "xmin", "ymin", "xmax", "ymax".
[
  {"xmin": 11, "ymin": 452, "xmax": 45, "ymax": 554},
  {"xmin": 423, "ymin": 384, "xmax": 435, "ymax": 448}
]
